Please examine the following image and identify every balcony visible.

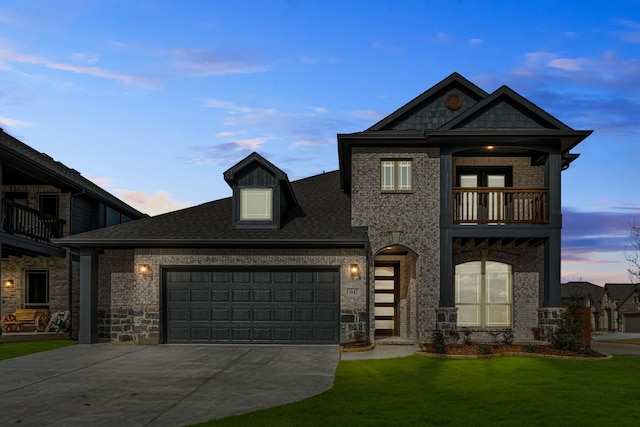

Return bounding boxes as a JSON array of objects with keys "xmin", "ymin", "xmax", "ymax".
[
  {"xmin": 2, "ymin": 199, "xmax": 65, "ymax": 242},
  {"xmin": 453, "ymin": 187, "xmax": 548, "ymax": 224}
]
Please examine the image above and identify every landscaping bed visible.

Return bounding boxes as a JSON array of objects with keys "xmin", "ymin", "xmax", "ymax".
[{"xmin": 418, "ymin": 343, "xmax": 608, "ymax": 358}]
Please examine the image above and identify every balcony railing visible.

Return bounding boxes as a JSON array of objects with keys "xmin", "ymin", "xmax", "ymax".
[
  {"xmin": 2, "ymin": 199, "xmax": 65, "ymax": 241},
  {"xmin": 453, "ymin": 187, "xmax": 548, "ymax": 224}
]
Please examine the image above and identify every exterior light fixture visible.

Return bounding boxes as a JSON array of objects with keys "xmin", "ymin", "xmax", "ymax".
[
  {"xmin": 486, "ymin": 145, "xmax": 495, "ymax": 150},
  {"xmin": 350, "ymin": 264, "xmax": 361, "ymax": 280},
  {"xmin": 3, "ymin": 279, "xmax": 14, "ymax": 288},
  {"xmin": 138, "ymin": 264, "xmax": 151, "ymax": 275}
]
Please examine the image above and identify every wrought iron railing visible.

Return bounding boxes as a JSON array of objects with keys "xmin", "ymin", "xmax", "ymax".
[
  {"xmin": 2, "ymin": 199, "xmax": 65, "ymax": 241},
  {"xmin": 453, "ymin": 187, "xmax": 548, "ymax": 224}
]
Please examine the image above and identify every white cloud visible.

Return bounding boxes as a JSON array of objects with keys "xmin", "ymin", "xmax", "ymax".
[
  {"xmin": 169, "ymin": 47, "xmax": 269, "ymax": 76},
  {"xmin": 548, "ymin": 58, "xmax": 583, "ymax": 71},
  {"xmin": 0, "ymin": 116, "xmax": 28, "ymax": 128},
  {"xmin": 434, "ymin": 32, "xmax": 454, "ymax": 43},
  {"xmin": 0, "ymin": 39, "xmax": 159, "ymax": 88},
  {"xmin": 469, "ymin": 38, "xmax": 484, "ymax": 45}
]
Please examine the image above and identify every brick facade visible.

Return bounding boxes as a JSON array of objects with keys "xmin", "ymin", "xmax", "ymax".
[{"xmin": 96, "ymin": 248, "xmax": 367, "ymax": 344}]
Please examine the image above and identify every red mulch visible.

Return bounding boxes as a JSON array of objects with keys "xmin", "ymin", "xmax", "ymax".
[{"xmin": 420, "ymin": 344, "xmax": 607, "ymax": 358}]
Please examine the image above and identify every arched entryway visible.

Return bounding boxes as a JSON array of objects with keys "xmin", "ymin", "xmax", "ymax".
[{"xmin": 373, "ymin": 245, "xmax": 418, "ymax": 341}]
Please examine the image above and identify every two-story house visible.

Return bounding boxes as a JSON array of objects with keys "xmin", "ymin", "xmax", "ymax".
[
  {"xmin": 56, "ymin": 73, "xmax": 591, "ymax": 345},
  {"xmin": 597, "ymin": 283, "xmax": 640, "ymax": 333},
  {"xmin": 1, "ymin": 129, "xmax": 146, "ymax": 338}
]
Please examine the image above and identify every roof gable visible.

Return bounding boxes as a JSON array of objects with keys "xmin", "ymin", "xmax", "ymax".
[
  {"xmin": 441, "ymin": 85, "xmax": 573, "ymax": 131},
  {"xmin": 368, "ymin": 72, "xmax": 489, "ymax": 132}
]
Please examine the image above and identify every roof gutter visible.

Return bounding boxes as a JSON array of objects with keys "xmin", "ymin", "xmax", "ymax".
[{"xmin": 52, "ymin": 237, "xmax": 370, "ymax": 249}]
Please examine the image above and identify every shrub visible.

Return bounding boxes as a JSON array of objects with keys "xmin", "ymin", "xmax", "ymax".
[
  {"xmin": 531, "ymin": 327, "xmax": 543, "ymax": 341},
  {"xmin": 501, "ymin": 328, "xmax": 514, "ymax": 346},
  {"xmin": 476, "ymin": 344, "xmax": 494, "ymax": 355},
  {"xmin": 523, "ymin": 344, "xmax": 537, "ymax": 353},
  {"xmin": 551, "ymin": 297, "xmax": 592, "ymax": 352},
  {"xmin": 448, "ymin": 329, "xmax": 460, "ymax": 344},
  {"xmin": 460, "ymin": 327, "xmax": 473, "ymax": 345},
  {"xmin": 431, "ymin": 330, "xmax": 447, "ymax": 354}
]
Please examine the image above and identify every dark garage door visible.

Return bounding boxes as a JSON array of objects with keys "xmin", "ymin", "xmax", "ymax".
[
  {"xmin": 164, "ymin": 268, "xmax": 340, "ymax": 344},
  {"xmin": 624, "ymin": 313, "xmax": 640, "ymax": 333}
]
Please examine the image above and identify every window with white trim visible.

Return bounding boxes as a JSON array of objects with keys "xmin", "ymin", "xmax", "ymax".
[
  {"xmin": 455, "ymin": 260, "xmax": 512, "ymax": 327},
  {"xmin": 240, "ymin": 188, "xmax": 273, "ymax": 221},
  {"xmin": 381, "ymin": 160, "xmax": 412, "ymax": 192}
]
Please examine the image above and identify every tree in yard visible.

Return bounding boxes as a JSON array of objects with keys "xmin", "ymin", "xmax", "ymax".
[{"xmin": 624, "ymin": 221, "xmax": 640, "ymax": 284}]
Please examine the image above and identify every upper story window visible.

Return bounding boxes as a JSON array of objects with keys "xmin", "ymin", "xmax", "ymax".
[
  {"xmin": 240, "ymin": 188, "xmax": 273, "ymax": 221},
  {"xmin": 633, "ymin": 295, "xmax": 640, "ymax": 304},
  {"xmin": 39, "ymin": 194, "xmax": 59, "ymax": 218},
  {"xmin": 381, "ymin": 160, "xmax": 412, "ymax": 192}
]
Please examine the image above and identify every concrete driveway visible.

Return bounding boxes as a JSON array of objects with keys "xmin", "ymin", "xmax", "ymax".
[{"xmin": 0, "ymin": 344, "xmax": 339, "ymax": 426}]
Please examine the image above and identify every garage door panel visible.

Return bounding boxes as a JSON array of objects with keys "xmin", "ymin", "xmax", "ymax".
[
  {"xmin": 169, "ymin": 308, "xmax": 188, "ymax": 321},
  {"xmin": 253, "ymin": 308, "xmax": 272, "ymax": 321},
  {"xmin": 232, "ymin": 308, "xmax": 251, "ymax": 321},
  {"xmin": 165, "ymin": 268, "xmax": 339, "ymax": 344},
  {"xmin": 190, "ymin": 289, "xmax": 210, "ymax": 302},
  {"xmin": 190, "ymin": 327, "xmax": 210, "ymax": 341},
  {"xmin": 232, "ymin": 289, "xmax": 251, "ymax": 302},
  {"xmin": 211, "ymin": 289, "xmax": 229, "ymax": 302},
  {"xmin": 274, "ymin": 290, "xmax": 294, "ymax": 302},
  {"xmin": 169, "ymin": 289, "xmax": 188, "ymax": 302},
  {"xmin": 168, "ymin": 327, "xmax": 188, "ymax": 341},
  {"xmin": 190, "ymin": 308, "xmax": 209, "ymax": 321},
  {"xmin": 296, "ymin": 289, "xmax": 314, "ymax": 302},
  {"xmin": 253, "ymin": 289, "xmax": 272, "ymax": 302}
]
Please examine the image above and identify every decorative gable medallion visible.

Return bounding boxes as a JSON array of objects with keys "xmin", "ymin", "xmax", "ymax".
[{"xmin": 445, "ymin": 93, "xmax": 462, "ymax": 111}]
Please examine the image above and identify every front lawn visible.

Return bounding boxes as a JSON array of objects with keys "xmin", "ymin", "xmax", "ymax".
[
  {"xmin": 0, "ymin": 340, "xmax": 75, "ymax": 361},
  {"xmin": 197, "ymin": 355, "xmax": 640, "ymax": 427}
]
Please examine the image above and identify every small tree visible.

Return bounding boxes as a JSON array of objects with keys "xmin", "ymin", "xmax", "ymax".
[
  {"xmin": 624, "ymin": 221, "xmax": 640, "ymax": 283},
  {"xmin": 551, "ymin": 296, "xmax": 591, "ymax": 352}
]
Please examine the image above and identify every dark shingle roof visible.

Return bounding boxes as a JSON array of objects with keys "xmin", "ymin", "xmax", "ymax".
[
  {"xmin": 603, "ymin": 283, "xmax": 639, "ymax": 301},
  {"xmin": 0, "ymin": 130, "xmax": 145, "ymax": 219},
  {"xmin": 54, "ymin": 170, "xmax": 367, "ymax": 248},
  {"xmin": 561, "ymin": 281, "xmax": 604, "ymax": 306}
]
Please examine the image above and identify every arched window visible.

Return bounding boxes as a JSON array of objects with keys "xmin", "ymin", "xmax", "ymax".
[{"xmin": 455, "ymin": 261, "xmax": 512, "ymax": 327}]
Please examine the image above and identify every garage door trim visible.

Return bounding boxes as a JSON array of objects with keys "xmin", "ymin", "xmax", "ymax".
[{"xmin": 161, "ymin": 266, "xmax": 341, "ymax": 344}]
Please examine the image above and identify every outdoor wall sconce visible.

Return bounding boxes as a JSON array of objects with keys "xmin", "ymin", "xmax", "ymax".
[
  {"xmin": 138, "ymin": 264, "xmax": 151, "ymax": 275},
  {"xmin": 3, "ymin": 279, "xmax": 14, "ymax": 288},
  {"xmin": 350, "ymin": 264, "xmax": 361, "ymax": 280}
]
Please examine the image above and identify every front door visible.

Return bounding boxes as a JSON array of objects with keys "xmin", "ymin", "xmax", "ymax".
[{"xmin": 374, "ymin": 263, "xmax": 398, "ymax": 337}]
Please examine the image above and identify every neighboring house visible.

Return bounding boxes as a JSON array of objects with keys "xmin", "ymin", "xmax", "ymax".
[
  {"xmin": 598, "ymin": 283, "xmax": 640, "ymax": 333},
  {"xmin": 0, "ymin": 130, "xmax": 146, "ymax": 337},
  {"xmin": 56, "ymin": 73, "xmax": 592, "ymax": 345},
  {"xmin": 562, "ymin": 281, "xmax": 640, "ymax": 333},
  {"xmin": 561, "ymin": 281, "xmax": 604, "ymax": 330}
]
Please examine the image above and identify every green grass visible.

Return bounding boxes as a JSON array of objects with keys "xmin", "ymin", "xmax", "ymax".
[
  {"xmin": 196, "ymin": 355, "xmax": 640, "ymax": 427},
  {"xmin": 0, "ymin": 339, "xmax": 75, "ymax": 361}
]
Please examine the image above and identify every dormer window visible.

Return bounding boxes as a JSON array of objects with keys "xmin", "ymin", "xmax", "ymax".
[
  {"xmin": 224, "ymin": 152, "xmax": 299, "ymax": 230},
  {"xmin": 240, "ymin": 188, "xmax": 273, "ymax": 221}
]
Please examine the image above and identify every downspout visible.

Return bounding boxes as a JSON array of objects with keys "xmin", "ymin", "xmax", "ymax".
[{"xmin": 365, "ymin": 240, "xmax": 372, "ymax": 345}]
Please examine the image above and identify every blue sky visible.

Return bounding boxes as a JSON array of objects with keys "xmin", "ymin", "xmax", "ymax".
[{"xmin": 1, "ymin": 0, "xmax": 639, "ymax": 286}]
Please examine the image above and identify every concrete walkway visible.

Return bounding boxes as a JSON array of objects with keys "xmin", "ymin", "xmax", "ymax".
[{"xmin": 0, "ymin": 344, "xmax": 339, "ymax": 426}]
